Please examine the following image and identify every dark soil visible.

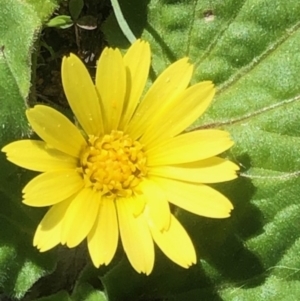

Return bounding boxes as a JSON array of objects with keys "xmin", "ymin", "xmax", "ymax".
[{"xmin": 34, "ymin": 0, "xmax": 111, "ymax": 108}]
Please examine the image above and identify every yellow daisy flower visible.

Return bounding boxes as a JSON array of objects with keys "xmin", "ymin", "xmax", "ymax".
[{"xmin": 2, "ymin": 40, "xmax": 238, "ymax": 275}]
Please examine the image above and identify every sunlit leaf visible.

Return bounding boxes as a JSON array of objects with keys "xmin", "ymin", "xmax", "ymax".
[
  {"xmin": 46, "ymin": 15, "xmax": 73, "ymax": 29},
  {"xmin": 0, "ymin": 0, "xmax": 59, "ymax": 299},
  {"xmin": 102, "ymin": 0, "xmax": 300, "ymax": 300}
]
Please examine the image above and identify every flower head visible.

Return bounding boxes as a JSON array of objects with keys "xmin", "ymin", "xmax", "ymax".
[{"xmin": 2, "ymin": 40, "xmax": 239, "ymax": 275}]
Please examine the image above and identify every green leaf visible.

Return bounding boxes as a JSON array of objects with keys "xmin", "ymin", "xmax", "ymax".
[
  {"xmin": 46, "ymin": 15, "xmax": 73, "ymax": 29},
  {"xmin": 69, "ymin": 0, "xmax": 84, "ymax": 21},
  {"xmin": 0, "ymin": 0, "xmax": 60, "ymax": 299},
  {"xmin": 76, "ymin": 15, "xmax": 97, "ymax": 30},
  {"xmin": 175, "ymin": 277, "xmax": 300, "ymax": 300},
  {"xmin": 33, "ymin": 291, "xmax": 71, "ymax": 301},
  {"xmin": 0, "ymin": 0, "xmax": 59, "ymax": 145},
  {"xmin": 72, "ymin": 283, "xmax": 108, "ymax": 301},
  {"xmin": 0, "ymin": 186, "xmax": 56, "ymax": 299},
  {"xmin": 102, "ymin": 0, "xmax": 300, "ymax": 300},
  {"xmin": 101, "ymin": 0, "xmax": 149, "ymax": 48}
]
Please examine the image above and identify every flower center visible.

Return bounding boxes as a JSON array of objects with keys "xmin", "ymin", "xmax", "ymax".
[{"xmin": 79, "ymin": 130, "xmax": 147, "ymax": 198}]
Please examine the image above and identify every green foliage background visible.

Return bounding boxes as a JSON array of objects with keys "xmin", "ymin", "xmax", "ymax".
[{"xmin": 1, "ymin": 0, "xmax": 300, "ymax": 300}]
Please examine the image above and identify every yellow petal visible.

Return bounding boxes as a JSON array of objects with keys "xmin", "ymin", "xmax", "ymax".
[
  {"xmin": 23, "ymin": 170, "xmax": 84, "ymax": 207},
  {"xmin": 129, "ymin": 193, "xmax": 146, "ymax": 217},
  {"xmin": 62, "ymin": 54, "xmax": 104, "ymax": 136},
  {"xmin": 61, "ymin": 188, "xmax": 100, "ymax": 247},
  {"xmin": 126, "ymin": 58, "xmax": 193, "ymax": 140},
  {"xmin": 2, "ymin": 140, "xmax": 78, "ymax": 172},
  {"xmin": 141, "ymin": 81, "xmax": 215, "ymax": 147},
  {"xmin": 139, "ymin": 179, "xmax": 171, "ymax": 231},
  {"xmin": 34, "ymin": 197, "xmax": 73, "ymax": 252},
  {"xmin": 88, "ymin": 197, "xmax": 118, "ymax": 267},
  {"xmin": 117, "ymin": 197, "xmax": 154, "ymax": 275},
  {"xmin": 26, "ymin": 105, "xmax": 87, "ymax": 158},
  {"xmin": 96, "ymin": 47, "xmax": 126, "ymax": 131},
  {"xmin": 147, "ymin": 130, "xmax": 234, "ymax": 166},
  {"xmin": 151, "ymin": 177, "xmax": 233, "ymax": 218},
  {"xmin": 149, "ymin": 157, "xmax": 239, "ymax": 183},
  {"xmin": 119, "ymin": 40, "xmax": 150, "ymax": 128},
  {"xmin": 150, "ymin": 214, "xmax": 196, "ymax": 268}
]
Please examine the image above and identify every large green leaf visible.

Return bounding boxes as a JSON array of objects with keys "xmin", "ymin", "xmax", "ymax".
[
  {"xmin": 0, "ymin": 0, "xmax": 59, "ymax": 145},
  {"xmin": 102, "ymin": 0, "xmax": 300, "ymax": 300},
  {"xmin": 0, "ymin": 0, "xmax": 59, "ymax": 299}
]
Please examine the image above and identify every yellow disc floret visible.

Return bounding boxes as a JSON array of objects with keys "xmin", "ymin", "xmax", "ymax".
[{"xmin": 79, "ymin": 130, "xmax": 147, "ymax": 198}]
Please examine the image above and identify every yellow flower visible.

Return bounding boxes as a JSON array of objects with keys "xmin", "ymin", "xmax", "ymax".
[{"xmin": 2, "ymin": 40, "xmax": 238, "ymax": 275}]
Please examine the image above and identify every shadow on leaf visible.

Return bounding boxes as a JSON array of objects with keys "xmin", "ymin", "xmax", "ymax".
[
  {"xmin": 102, "ymin": 0, "xmax": 150, "ymax": 48},
  {"xmin": 179, "ymin": 154, "xmax": 265, "ymax": 290}
]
